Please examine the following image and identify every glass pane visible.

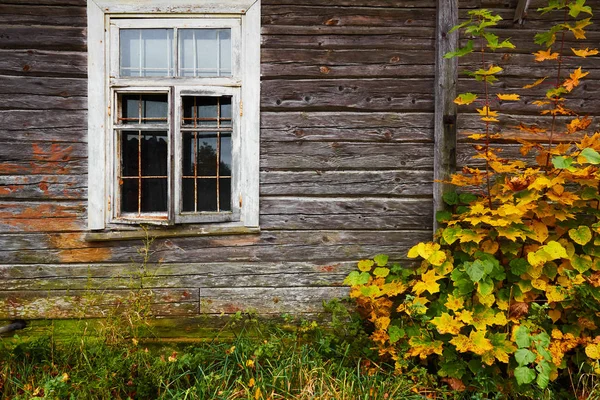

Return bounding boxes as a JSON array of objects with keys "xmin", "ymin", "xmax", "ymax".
[
  {"xmin": 197, "ymin": 178, "xmax": 217, "ymax": 211},
  {"xmin": 182, "ymin": 132, "xmax": 195, "ymax": 176},
  {"xmin": 197, "ymin": 134, "xmax": 218, "ymax": 176},
  {"xmin": 141, "ymin": 132, "xmax": 168, "ymax": 176},
  {"xmin": 182, "ymin": 178, "xmax": 195, "ymax": 212},
  {"xmin": 120, "ymin": 94, "xmax": 168, "ymax": 124},
  {"xmin": 220, "ymin": 135, "xmax": 232, "ymax": 176},
  {"xmin": 121, "ymin": 179, "xmax": 138, "ymax": 213},
  {"xmin": 141, "ymin": 178, "xmax": 168, "ymax": 212},
  {"xmin": 179, "ymin": 29, "xmax": 232, "ymax": 77},
  {"xmin": 120, "ymin": 131, "xmax": 138, "ymax": 177},
  {"xmin": 219, "ymin": 178, "xmax": 231, "ymax": 211},
  {"xmin": 220, "ymin": 98, "xmax": 232, "ymax": 126},
  {"xmin": 120, "ymin": 29, "xmax": 173, "ymax": 77}
]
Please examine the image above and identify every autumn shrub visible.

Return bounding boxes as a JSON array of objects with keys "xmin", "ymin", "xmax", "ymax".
[{"xmin": 345, "ymin": 1, "xmax": 600, "ymax": 398}]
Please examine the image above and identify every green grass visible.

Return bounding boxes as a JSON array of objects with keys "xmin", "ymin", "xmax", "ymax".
[{"xmin": 0, "ymin": 314, "xmax": 449, "ymax": 400}]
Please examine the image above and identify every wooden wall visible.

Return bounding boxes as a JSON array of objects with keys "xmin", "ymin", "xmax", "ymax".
[
  {"xmin": 0, "ymin": 0, "xmax": 437, "ymax": 326},
  {"xmin": 456, "ymin": 0, "xmax": 600, "ymax": 169}
]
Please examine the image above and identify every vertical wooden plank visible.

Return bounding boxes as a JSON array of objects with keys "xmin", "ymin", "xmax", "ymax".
[
  {"xmin": 87, "ymin": 0, "xmax": 107, "ymax": 230},
  {"xmin": 433, "ymin": 0, "xmax": 458, "ymax": 232},
  {"xmin": 240, "ymin": 0, "xmax": 261, "ymax": 227}
]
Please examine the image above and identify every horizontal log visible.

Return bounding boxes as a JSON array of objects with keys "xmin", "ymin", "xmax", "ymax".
[
  {"xmin": 0, "ymin": 141, "xmax": 86, "ymax": 176},
  {"xmin": 260, "ymin": 141, "xmax": 434, "ymax": 170},
  {"xmin": 261, "ymin": 79, "xmax": 434, "ymax": 111},
  {"xmin": 0, "ymin": 128, "xmax": 88, "ymax": 144},
  {"xmin": 0, "ymin": 25, "xmax": 86, "ymax": 51},
  {"xmin": 0, "ymin": 75, "xmax": 87, "ymax": 96},
  {"xmin": 0, "ymin": 49, "xmax": 86, "ymax": 77},
  {"xmin": 262, "ymin": 33, "xmax": 434, "ymax": 50},
  {"xmin": 1, "ymin": 0, "xmax": 85, "ymax": 5},
  {"xmin": 0, "ymin": 94, "xmax": 86, "ymax": 111},
  {"xmin": 0, "ymin": 201, "xmax": 86, "ymax": 233},
  {"xmin": 262, "ymin": 63, "xmax": 435, "ymax": 79},
  {"xmin": 261, "ymin": 111, "xmax": 434, "ymax": 142},
  {"xmin": 259, "ymin": 197, "xmax": 432, "ymax": 230},
  {"xmin": 263, "ymin": 0, "xmax": 436, "ymax": 6},
  {"xmin": 0, "ymin": 288, "xmax": 198, "ymax": 319},
  {"xmin": 0, "ymin": 230, "xmax": 433, "ymax": 263},
  {"xmin": 260, "ymin": 170, "xmax": 433, "ymax": 196},
  {"xmin": 200, "ymin": 287, "xmax": 349, "ymax": 314},
  {"xmin": 0, "ymin": 175, "xmax": 86, "ymax": 200},
  {"xmin": 262, "ymin": 25, "xmax": 436, "ymax": 35},
  {"xmin": 0, "ymin": 110, "xmax": 86, "ymax": 131},
  {"xmin": 0, "ymin": 4, "xmax": 86, "ymax": 27},
  {"xmin": 261, "ymin": 48, "xmax": 434, "ymax": 65},
  {"xmin": 262, "ymin": 6, "xmax": 436, "ymax": 27}
]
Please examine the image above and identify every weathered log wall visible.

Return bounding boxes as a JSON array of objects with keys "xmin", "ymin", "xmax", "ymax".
[
  {"xmin": 0, "ymin": 0, "xmax": 436, "ymax": 324},
  {"xmin": 456, "ymin": 0, "xmax": 600, "ymax": 167}
]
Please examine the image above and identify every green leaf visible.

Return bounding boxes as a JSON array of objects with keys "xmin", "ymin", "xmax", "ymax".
[
  {"xmin": 477, "ymin": 277, "xmax": 494, "ymax": 296},
  {"xmin": 572, "ymin": 254, "xmax": 592, "ymax": 273},
  {"xmin": 443, "ymin": 226, "xmax": 462, "ymax": 245},
  {"xmin": 343, "ymin": 271, "xmax": 370, "ymax": 286},
  {"xmin": 546, "ymin": 86, "xmax": 568, "ymax": 100},
  {"xmin": 360, "ymin": 285, "xmax": 381, "ymax": 298},
  {"xmin": 569, "ymin": 226, "xmax": 592, "ymax": 245},
  {"xmin": 436, "ymin": 210, "xmax": 452, "ymax": 223},
  {"xmin": 581, "ymin": 148, "xmax": 600, "ymax": 164},
  {"xmin": 515, "ymin": 348, "xmax": 536, "ymax": 366},
  {"xmin": 459, "ymin": 193, "xmax": 478, "ymax": 204},
  {"xmin": 552, "ymin": 156, "xmax": 574, "ymax": 170},
  {"xmin": 373, "ymin": 254, "xmax": 389, "ymax": 267},
  {"xmin": 568, "ymin": 0, "xmax": 593, "ymax": 18},
  {"xmin": 448, "ymin": 20, "xmax": 471, "ymax": 34},
  {"xmin": 444, "ymin": 40, "xmax": 474, "ymax": 59},
  {"xmin": 515, "ymin": 326, "xmax": 531, "ymax": 348},
  {"xmin": 373, "ymin": 267, "xmax": 390, "ymax": 278},
  {"xmin": 451, "ymin": 270, "xmax": 475, "ymax": 296},
  {"xmin": 465, "ymin": 260, "xmax": 489, "ymax": 283},
  {"xmin": 536, "ymin": 360, "xmax": 551, "ymax": 389},
  {"xmin": 514, "ymin": 366, "xmax": 537, "ymax": 385},
  {"xmin": 443, "ymin": 191, "xmax": 459, "ymax": 206},
  {"xmin": 510, "ymin": 258, "xmax": 529, "ymax": 276},
  {"xmin": 388, "ymin": 326, "xmax": 404, "ymax": 344}
]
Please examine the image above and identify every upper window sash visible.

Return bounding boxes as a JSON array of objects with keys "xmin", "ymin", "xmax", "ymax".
[{"xmin": 109, "ymin": 18, "xmax": 242, "ymax": 83}]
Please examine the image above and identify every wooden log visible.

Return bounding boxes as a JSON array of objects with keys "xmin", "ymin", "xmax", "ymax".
[
  {"xmin": 259, "ymin": 197, "xmax": 432, "ymax": 230},
  {"xmin": 262, "ymin": 25, "xmax": 436, "ymax": 35},
  {"xmin": 262, "ymin": 6, "xmax": 436, "ymax": 27},
  {"xmin": 0, "ymin": 175, "xmax": 86, "ymax": 200},
  {"xmin": 263, "ymin": 0, "xmax": 436, "ymax": 6},
  {"xmin": 0, "ymin": 4, "xmax": 86, "ymax": 27},
  {"xmin": 0, "ymin": 141, "xmax": 86, "ymax": 176},
  {"xmin": 261, "ymin": 79, "xmax": 435, "ymax": 111},
  {"xmin": 0, "ymin": 94, "xmax": 86, "ymax": 110},
  {"xmin": 2, "ymin": 0, "xmax": 85, "ymax": 5},
  {"xmin": 0, "ymin": 49, "xmax": 87, "ymax": 77},
  {"xmin": 0, "ymin": 128, "xmax": 88, "ymax": 144},
  {"xmin": 0, "ymin": 26, "xmax": 86, "ymax": 51},
  {"xmin": 0, "ymin": 288, "xmax": 198, "ymax": 319},
  {"xmin": 260, "ymin": 170, "xmax": 433, "ymax": 196},
  {"xmin": 261, "ymin": 112, "xmax": 434, "ymax": 142},
  {"xmin": 262, "ymin": 63, "xmax": 436, "ymax": 79},
  {"xmin": 0, "ymin": 75, "xmax": 87, "ymax": 96},
  {"xmin": 262, "ymin": 33, "xmax": 434, "ymax": 50},
  {"xmin": 200, "ymin": 287, "xmax": 349, "ymax": 314},
  {"xmin": 261, "ymin": 48, "xmax": 434, "ymax": 65},
  {"xmin": 0, "ymin": 110, "xmax": 86, "ymax": 131},
  {"xmin": 260, "ymin": 141, "xmax": 434, "ymax": 170}
]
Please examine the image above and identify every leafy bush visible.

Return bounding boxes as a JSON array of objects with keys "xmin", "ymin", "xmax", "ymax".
[{"xmin": 345, "ymin": 1, "xmax": 600, "ymax": 398}]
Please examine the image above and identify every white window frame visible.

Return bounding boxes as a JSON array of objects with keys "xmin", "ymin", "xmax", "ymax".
[{"xmin": 87, "ymin": 0, "xmax": 260, "ymax": 231}]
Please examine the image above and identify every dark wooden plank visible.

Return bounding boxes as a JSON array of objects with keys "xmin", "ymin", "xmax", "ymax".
[
  {"xmin": 261, "ymin": 48, "xmax": 434, "ymax": 65},
  {"xmin": 0, "ymin": 289, "xmax": 198, "ymax": 319},
  {"xmin": 0, "ymin": 141, "xmax": 86, "ymax": 176},
  {"xmin": 260, "ymin": 141, "xmax": 434, "ymax": 170},
  {"xmin": 0, "ymin": 49, "xmax": 87, "ymax": 77},
  {"xmin": 0, "ymin": 128, "xmax": 88, "ymax": 144},
  {"xmin": 262, "ymin": 25, "xmax": 436, "ymax": 35},
  {"xmin": 263, "ymin": 0, "xmax": 436, "ymax": 6},
  {"xmin": 0, "ymin": 94, "xmax": 86, "ymax": 110},
  {"xmin": 260, "ymin": 170, "xmax": 433, "ymax": 196},
  {"xmin": 0, "ymin": 230, "xmax": 433, "ymax": 263},
  {"xmin": 0, "ymin": 175, "xmax": 85, "ymax": 200},
  {"xmin": 0, "ymin": 26, "xmax": 86, "ymax": 51},
  {"xmin": 262, "ymin": 6, "xmax": 436, "ymax": 27},
  {"xmin": 200, "ymin": 287, "xmax": 349, "ymax": 314},
  {"xmin": 1, "ymin": 0, "xmax": 85, "ymax": 5},
  {"xmin": 0, "ymin": 110, "xmax": 86, "ymax": 131},
  {"xmin": 261, "ymin": 79, "xmax": 434, "ymax": 111},
  {"xmin": 0, "ymin": 75, "xmax": 87, "ymax": 96},
  {"xmin": 262, "ymin": 63, "xmax": 435, "ymax": 79},
  {"xmin": 261, "ymin": 111, "xmax": 433, "ymax": 142},
  {"xmin": 262, "ymin": 33, "xmax": 434, "ymax": 50},
  {"xmin": 260, "ymin": 197, "xmax": 432, "ymax": 230},
  {"xmin": 0, "ymin": 5, "xmax": 86, "ymax": 26},
  {"xmin": 434, "ymin": 0, "xmax": 459, "ymax": 230}
]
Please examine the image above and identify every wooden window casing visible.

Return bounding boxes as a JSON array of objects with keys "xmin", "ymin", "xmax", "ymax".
[{"xmin": 87, "ymin": 0, "xmax": 260, "ymax": 231}]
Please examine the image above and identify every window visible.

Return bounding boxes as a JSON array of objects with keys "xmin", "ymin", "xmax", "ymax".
[{"xmin": 87, "ymin": 0, "xmax": 260, "ymax": 231}]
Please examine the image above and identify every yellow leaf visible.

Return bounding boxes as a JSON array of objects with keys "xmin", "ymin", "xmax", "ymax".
[
  {"xmin": 476, "ymin": 106, "xmax": 498, "ymax": 117},
  {"xmin": 546, "ymin": 285, "xmax": 566, "ymax": 303},
  {"xmin": 481, "ymin": 240, "xmax": 499, "ymax": 255},
  {"xmin": 445, "ymin": 294, "xmax": 464, "ymax": 312},
  {"xmin": 407, "ymin": 336, "xmax": 444, "ymax": 359},
  {"xmin": 585, "ymin": 344, "xmax": 600, "ymax": 360},
  {"xmin": 413, "ymin": 270, "xmax": 444, "ymax": 295},
  {"xmin": 531, "ymin": 279, "xmax": 548, "ymax": 291},
  {"xmin": 548, "ymin": 309, "xmax": 561, "ymax": 323},
  {"xmin": 469, "ymin": 330, "xmax": 494, "ymax": 355},
  {"xmin": 375, "ymin": 316, "xmax": 391, "ymax": 330},
  {"xmin": 431, "ymin": 313, "xmax": 465, "ymax": 335},
  {"xmin": 527, "ymin": 220, "xmax": 549, "ymax": 244},
  {"xmin": 523, "ymin": 77, "xmax": 547, "ymax": 89},
  {"xmin": 428, "ymin": 250, "xmax": 447, "ymax": 266},
  {"xmin": 358, "ymin": 259, "xmax": 374, "ymax": 272},
  {"xmin": 468, "ymin": 133, "xmax": 487, "ymax": 140},
  {"xmin": 533, "ymin": 48, "xmax": 559, "ymax": 62},
  {"xmin": 255, "ymin": 388, "xmax": 262, "ymax": 400},
  {"xmin": 454, "ymin": 93, "xmax": 478, "ymax": 105},
  {"xmin": 497, "ymin": 93, "xmax": 521, "ymax": 101},
  {"xmin": 249, "ymin": 378, "xmax": 256, "ymax": 388},
  {"xmin": 572, "ymin": 47, "xmax": 599, "ymax": 57},
  {"xmin": 456, "ymin": 310, "xmax": 474, "ymax": 324},
  {"xmin": 450, "ymin": 334, "xmax": 472, "ymax": 353},
  {"xmin": 481, "ymin": 116, "xmax": 500, "ymax": 123},
  {"xmin": 563, "ymin": 67, "xmax": 589, "ymax": 92},
  {"xmin": 568, "ymin": 18, "xmax": 592, "ymax": 39}
]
